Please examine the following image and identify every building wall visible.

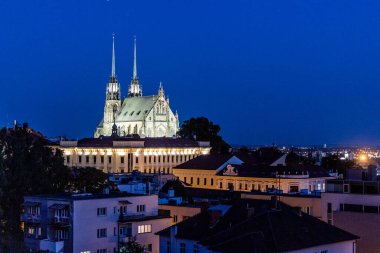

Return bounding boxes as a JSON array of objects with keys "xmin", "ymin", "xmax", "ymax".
[
  {"xmin": 287, "ymin": 240, "xmax": 356, "ymax": 253},
  {"xmin": 241, "ymin": 193, "xmax": 322, "ymax": 218},
  {"xmin": 73, "ymin": 195, "xmax": 159, "ymax": 253},
  {"xmin": 159, "ymin": 236, "xmax": 213, "ymax": 253},
  {"xmin": 61, "ymin": 146, "xmax": 210, "ymax": 174},
  {"xmin": 173, "ymin": 168, "xmax": 329, "ymax": 194},
  {"xmin": 322, "ymin": 192, "xmax": 380, "ymax": 253},
  {"xmin": 158, "ymin": 205, "xmax": 202, "ymax": 225}
]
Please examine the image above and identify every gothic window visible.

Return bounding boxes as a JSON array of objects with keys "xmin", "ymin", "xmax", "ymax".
[{"xmin": 133, "ymin": 125, "xmax": 138, "ymax": 134}]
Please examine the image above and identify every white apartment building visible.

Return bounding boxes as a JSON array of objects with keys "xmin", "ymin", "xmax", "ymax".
[{"xmin": 21, "ymin": 193, "xmax": 171, "ymax": 253}]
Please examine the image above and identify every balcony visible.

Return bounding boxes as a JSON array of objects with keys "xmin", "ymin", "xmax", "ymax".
[
  {"xmin": 118, "ymin": 213, "xmax": 145, "ymax": 222},
  {"xmin": 21, "ymin": 213, "xmax": 41, "ymax": 224},
  {"xmin": 39, "ymin": 239, "xmax": 64, "ymax": 253},
  {"xmin": 49, "ymin": 217, "xmax": 70, "ymax": 227}
]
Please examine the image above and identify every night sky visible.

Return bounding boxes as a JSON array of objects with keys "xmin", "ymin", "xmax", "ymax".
[{"xmin": 1, "ymin": 0, "xmax": 380, "ymax": 146}]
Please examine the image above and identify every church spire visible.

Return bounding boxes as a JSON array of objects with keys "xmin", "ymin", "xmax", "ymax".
[
  {"xmin": 133, "ymin": 36, "xmax": 137, "ymax": 80},
  {"xmin": 128, "ymin": 36, "xmax": 142, "ymax": 97},
  {"xmin": 111, "ymin": 33, "xmax": 116, "ymax": 77}
]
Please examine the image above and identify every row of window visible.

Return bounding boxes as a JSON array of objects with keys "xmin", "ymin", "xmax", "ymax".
[
  {"xmin": 183, "ymin": 176, "xmax": 306, "ymax": 193},
  {"xmin": 97, "ymin": 224, "xmax": 152, "ymax": 239},
  {"xmin": 97, "ymin": 205, "xmax": 146, "ymax": 216},
  {"xmin": 184, "ymin": 177, "xmax": 214, "ymax": 186},
  {"xmin": 67, "ymin": 154, "xmax": 197, "ymax": 165}
]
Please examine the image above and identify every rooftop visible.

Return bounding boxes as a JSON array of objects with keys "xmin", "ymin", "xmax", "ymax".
[
  {"xmin": 59, "ymin": 136, "xmax": 208, "ymax": 148},
  {"xmin": 25, "ymin": 192, "xmax": 146, "ymax": 201},
  {"xmin": 156, "ymin": 199, "xmax": 359, "ymax": 253},
  {"xmin": 174, "ymin": 154, "xmax": 235, "ymax": 170}
]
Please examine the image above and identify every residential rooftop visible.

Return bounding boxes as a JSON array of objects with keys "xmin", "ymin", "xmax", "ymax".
[
  {"xmin": 24, "ymin": 192, "xmax": 146, "ymax": 201},
  {"xmin": 156, "ymin": 198, "xmax": 359, "ymax": 253}
]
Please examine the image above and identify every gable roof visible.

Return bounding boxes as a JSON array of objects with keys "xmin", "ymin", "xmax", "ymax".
[
  {"xmin": 116, "ymin": 96, "xmax": 157, "ymax": 122},
  {"xmin": 174, "ymin": 154, "xmax": 235, "ymax": 170},
  {"xmin": 157, "ymin": 199, "xmax": 359, "ymax": 253}
]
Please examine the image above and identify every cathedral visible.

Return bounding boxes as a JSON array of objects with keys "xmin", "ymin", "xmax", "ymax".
[{"xmin": 94, "ymin": 36, "xmax": 179, "ymax": 138}]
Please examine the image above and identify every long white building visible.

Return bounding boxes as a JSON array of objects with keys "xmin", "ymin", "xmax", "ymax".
[{"xmin": 59, "ymin": 137, "xmax": 210, "ymax": 174}]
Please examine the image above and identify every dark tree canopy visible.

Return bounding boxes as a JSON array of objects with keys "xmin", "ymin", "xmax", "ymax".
[
  {"xmin": 119, "ymin": 236, "xmax": 145, "ymax": 253},
  {"xmin": 321, "ymin": 154, "xmax": 355, "ymax": 176},
  {"xmin": 0, "ymin": 123, "xmax": 112, "ymax": 252},
  {"xmin": 69, "ymin": 167, "xmax": 113, "ymax": 193},
  {"xmin": 285, "ymin": 151, "xmax": 315, "ymax": 166},
  {"xmin": 178, "ymin": 117, "xmax": 230, "ymax": 153}
]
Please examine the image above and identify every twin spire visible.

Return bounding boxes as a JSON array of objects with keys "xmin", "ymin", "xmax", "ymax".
[
  {"xmin": 109, "ymin": 34, "xmax": 141, "ymax": 97},
  {"xmin": 110, "ymin": 34, "xmax": 138, "ymax": 81}
]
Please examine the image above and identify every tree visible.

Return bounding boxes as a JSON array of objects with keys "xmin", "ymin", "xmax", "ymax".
[
  {"xmin": 69, "ymin": 167, "xmax": 113, "ymax": 193},
  {"xmin": 0, "ymin": 124, "xmax": 71, "ymax": 252},
  {"xmin": 178, "ymin": 117, "xmax": 230, "ymax": 153},
  {"xmin": 119, "ymin": 236, "xmax": 145, "ymax": 253},
  {"xmin": 321, "ymin": 154, "xmax": 355, "ymax": 176}
]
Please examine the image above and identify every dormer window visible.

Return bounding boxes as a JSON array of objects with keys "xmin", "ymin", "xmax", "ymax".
[{"xmin": 130, "ymin": 111, "xmax": 134, "ymax": 116}]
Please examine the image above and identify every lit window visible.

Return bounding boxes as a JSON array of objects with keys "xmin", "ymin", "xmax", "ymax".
[{"xmin": 137, "ymin": 224, "xmax": 151, "ymax": 234}]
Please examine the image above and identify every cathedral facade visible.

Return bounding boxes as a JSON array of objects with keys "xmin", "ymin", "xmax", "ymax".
[{"xmin": 94, "ymin": 36, "xmax": 179, "ymax": 138}]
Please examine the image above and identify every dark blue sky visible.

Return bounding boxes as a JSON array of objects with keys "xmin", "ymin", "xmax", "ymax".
[{"xmin": 1, "ymin": 0, "xmax": 380, "ymax": 146}]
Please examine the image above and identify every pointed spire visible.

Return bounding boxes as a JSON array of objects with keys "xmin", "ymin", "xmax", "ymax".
[
  {"xmin": 133, "ymin": 36, "xmax": 137, "ymax": 79},
  {"xmin": 111, "ymin": 33, "xmax": 116, "ymax": 77},
  {"xmin": 158, "ymin": 81, "xmax": 164, "ymax": 97}
]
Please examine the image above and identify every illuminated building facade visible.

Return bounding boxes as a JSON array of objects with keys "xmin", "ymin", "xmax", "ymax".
[
  {"xmin": 173, "ymin": 154, "xmax": 337, "ymax": 194},
  {"xmin": 59, "ymin": 137, "xmax": 210, "ymax": 174},
  {"xmin": 94, "ymin": 36, "xmax": 179, "ymax": 138}
]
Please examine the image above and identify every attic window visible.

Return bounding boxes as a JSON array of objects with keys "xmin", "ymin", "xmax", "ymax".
[
  {"xmin": 130, "ymin": 111, "xmax": 134, "ymax": 116},
  {"xmin": 124, "ymin": 111, "xmax": 128, "ymax": 115},
  {"xmin": 136, "ymin": 111, "xmax": 141, "ymax": 115},
  {"xmin": 144, "ymin": 110, "xmax": 148, "ymax": 114}
]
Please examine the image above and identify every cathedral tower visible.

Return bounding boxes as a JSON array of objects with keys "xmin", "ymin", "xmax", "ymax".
[
  {"xmin": 127, "ymin": 37, "xmax": 142, "ymax": 97},
  {"xmin": 103, "ymin": 34, "xmax": 121, "ymax": 134}
]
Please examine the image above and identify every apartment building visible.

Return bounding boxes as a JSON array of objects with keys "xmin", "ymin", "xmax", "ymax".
[
  {"xmin": 21, "ymin": 193, "xmax": 171, "ymax": 253},
  {"xmin": 322, "ymin": 180, "xmax": 380, "ymax": 253}
]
